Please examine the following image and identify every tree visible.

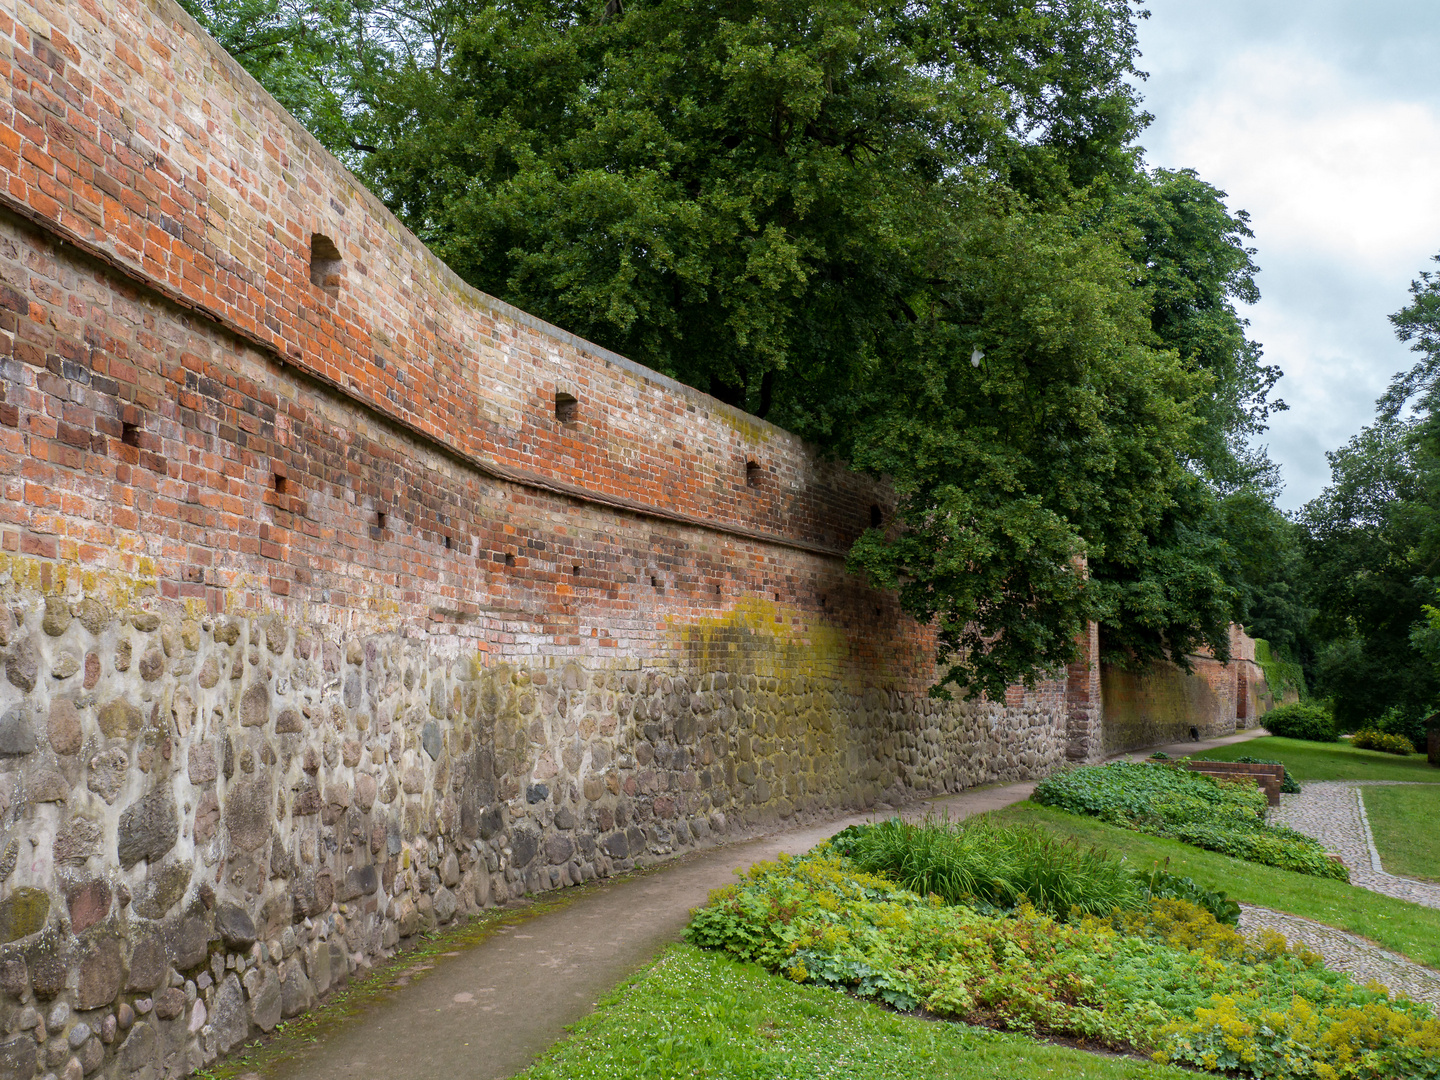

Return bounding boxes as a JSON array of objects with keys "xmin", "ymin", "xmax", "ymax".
[
  {"xmin": 199, "ymin": 0, "xmax": 1287, "ymax": 699},
  {"xmin": 1298, "ymin": 419, "xmax": 1438, "ymax": 736}
]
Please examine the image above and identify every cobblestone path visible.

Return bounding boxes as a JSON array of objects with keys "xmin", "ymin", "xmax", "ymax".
[
  {"xmin": 1238, "ymin": 904, "xmax": 1440, "ymax": 1012},
  {"xmin": 1269, "ymin": 780, "xmax": 1440, "ymax": 909}
]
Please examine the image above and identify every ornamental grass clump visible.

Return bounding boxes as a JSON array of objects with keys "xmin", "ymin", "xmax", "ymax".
[
  {"xmin": 685, "ymin": 851, "xmax": 1440, "ymax": 1080},
  {"xmin": 1032, "ymin": 762, "xmax": 1348, "ymax": 881},
  {"xmin": 841, "ymin": 816, "xmax": 1142, "ymax": 918}
]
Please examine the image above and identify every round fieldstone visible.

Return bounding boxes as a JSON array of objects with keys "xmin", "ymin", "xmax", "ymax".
[
  {"xmin": 239, "ymin": 683, "xmax": 270, "ymax": 727},
  {"xmin": 46, "ymin": 699, "xmax": 82, "ymax": 755},
  {"xmin": 209, "ymin": 974, "xmax": 249, "ymax": 1054},
  {"xmin": 41, "ymin": 596, "xmax": 71, "ymax": 637},
  {"xmin": 138, "ymin": 648, "xmax": 165, "ymax": 682},
  {"xmin": 5, "ymin": 640, "xmax": 38, "ymax": 693},
  {"xmin": 187, "ymin": 743, "xmax": 217, "ymax": 786},
  {"xmin": 224, "ymin": 777, "xmax": 271, "ymax": 852},
  {"xmin": 74, "ymin": 598, "xmax": 108, "ymax": 636},
  {"xmin": 52, "ymin": 817, "xmax": 102, "ymax": 866},
  {"xmin": 0, "ymin": 957, "xmax": 28, "ymax": 998},
  {"xmin": 87, "ymin": 748, "xmax": 128, "ymax": 804},
  {"xmin": 0, "ymin": 705, "xmax": 36, "ymax": 756},
  {"xmin": 65, "ymin": 879, "xmax": 112, "ymax": 935},
  {"xmin": 247, "ymin": 969, "xmax": 282, "ymax": 1032},
  {"xmin": 117, "ymin": 1019, "xmax": 155, "ymax": 1072},
  {"xmin": 125, "ymin": 934, "xmax": 169, "ymax": 992},
  {"xmin": 162, "ymin": 916, "xmax": 210, "ymax": 973},
  {"xmin": 510, "ymin": 829, "xmax": 538, "ymax": 868},
  {"xmin": 76, "ymin": 937, "xmax": 123, "ymax": 1010},
  {"xmin": 50, "ymin": 652, "xmax": 79, "ymax": 680},
  {"xmin": 153, "ymin": 987, "xmax": 184, "ymax": 1021},
  {"xmin": 0, "ymin": 1035, "xmax": 36, "ymax": 1080},
  {"xmin": 117, "ymin": 789, "xmax": 179, "ymax": 869},
  {"xmin": 213, "ymin": 904, "xmax": 255, "ymax": 949},
  {"xmin": 96, "ymin": 699, "xmax": 143, "ymax": 739},
  {"xmin": 0, "ymin": 889, "xmax": 49, "ymax": 943},
  {"xmin": 132, "ymin": 861, "xmax": 191, "ymax": 920},
  {"xmin": 354, "ymin": 774, "xmax": 377, "ymax": 811}
]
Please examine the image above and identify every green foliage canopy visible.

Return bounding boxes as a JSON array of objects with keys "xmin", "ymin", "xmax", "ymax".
[{"xmin": 186, "ymin": 0, "xmax": 1286, "ymax": 700}]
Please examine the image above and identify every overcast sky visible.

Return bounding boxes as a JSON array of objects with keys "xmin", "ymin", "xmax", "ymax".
[{"xmin": 1135, "ymin": 1, "xmax": 1440, "ymax": 510}]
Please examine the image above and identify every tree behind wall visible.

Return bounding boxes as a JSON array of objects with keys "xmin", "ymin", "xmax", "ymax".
[{"xmin": 183, "ymin": 0, "xmax": 1288, "ymax": 701}]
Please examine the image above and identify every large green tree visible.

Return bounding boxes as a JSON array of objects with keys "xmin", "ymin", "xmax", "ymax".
[
  {"xmin": 191, "ymin": 0, "xmax": 1287, "ymax": 699},
  {"xmin": 1295, "ymin": 255, "xmax": 1440, "ymax": 740}
]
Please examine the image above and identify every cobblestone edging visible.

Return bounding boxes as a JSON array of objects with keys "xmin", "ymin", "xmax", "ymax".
[
  {"xmin": 1238, "ymin": 904, "xmax": 1440, "ymax": 1014},
  {"xmin": 1268, "ymin": 781, "xmax": 1440, "ymax": 910}
]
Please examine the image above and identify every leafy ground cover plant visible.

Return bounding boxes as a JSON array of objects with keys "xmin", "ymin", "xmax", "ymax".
[
  {"xmin": 1349, "ymin": 729, "xmax": 1418, "ymax": 755},
  {"xmin": 1032, "ymin": 762, "xmax": 1348, "ymax": 880},
  {"xmin": 1261, "ymin": 701, "xmax": 1338, "ymax": 742},
  {"xmin": 1001, "ymin": 801, "xmax": 1440, "ymax": 969},
  {"xmin": 685, "ymin": 852, "xmax": 1440, "ymax": 1080}
]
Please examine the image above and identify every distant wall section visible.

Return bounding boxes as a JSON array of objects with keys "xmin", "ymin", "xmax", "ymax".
[{"xmin": 1097, "ymin": 627, "xmax": 1273, "ymax": 757}]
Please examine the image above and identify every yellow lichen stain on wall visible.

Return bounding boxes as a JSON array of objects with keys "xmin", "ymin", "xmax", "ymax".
[
  {"xmin": 671, "ymin": 596, "xmax": 864, "ymax": 688},
  {"xmin": 0, "ymin": 554, "xmax": 157, "ymax": 608}
]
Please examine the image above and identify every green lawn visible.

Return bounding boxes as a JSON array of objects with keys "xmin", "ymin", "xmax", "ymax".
[
  {"xmin": 1364, "ymin": 784, "xmax": 1440, "ymax": 883},
  {"xmin": 515, "ymin": 942, "xmax": 1193, "ymax": 1080},
  {"xmin": 1194, "ymin": 735, "xmax": 1440, "ymax": 783},
  {"xmin": 995, "ymin": 802, "xmax": 1440, "ymax": 969}
]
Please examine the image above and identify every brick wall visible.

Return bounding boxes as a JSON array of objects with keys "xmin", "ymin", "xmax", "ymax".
[
  {"xmin": 1097, "ymin": 625, "xmax": 1273, "ymax": 756},
  {"xmin": 0, "ymin": 2, "xmax": 1079, "ymax": 1077}
]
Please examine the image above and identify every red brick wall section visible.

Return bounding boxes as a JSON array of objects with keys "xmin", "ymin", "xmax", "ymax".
[{"xmin": 0, "ymin": 0, "xmax": 883, "ymax": 556}]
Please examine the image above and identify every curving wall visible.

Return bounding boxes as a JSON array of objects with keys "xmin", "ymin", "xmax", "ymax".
[{"xmin": 0, "ymin": 1, "xmax": 1081, "ymax": 1077}]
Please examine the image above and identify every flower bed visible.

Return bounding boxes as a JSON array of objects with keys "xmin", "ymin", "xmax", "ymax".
[
  {"xmin": 1032, "ymin": 762, "xmax": 1348, "ymax": 880},
  {"xmin": 686, "ymin": 849, "xmax": 1439, "ymax": 1079}
]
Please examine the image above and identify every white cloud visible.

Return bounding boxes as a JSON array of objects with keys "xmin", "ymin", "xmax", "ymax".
[
  {"xmin": 1154, "ymin": 47, "xmax": 1440, "ymax": 272},
  {"xmin": 1138, "ymin": 40, "xmax": 1440, "ymax": 508}
]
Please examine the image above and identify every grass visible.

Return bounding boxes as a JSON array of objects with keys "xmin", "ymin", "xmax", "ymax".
[
  {"xmin": 514, "ymin": 942, "xmax": 1195, "ymax": 1080},
  {"xmin": 1364, "ymin": 784, "xmax": 1440, "ymax": 882},
  {"xmin": 995, "ymin": 801, "xmax": 1440, "ymax": 970},
  {"xmin": 1196, "ymin": 735, "xmax": 1440, "ymax": 783},
  {"xmin": 842, "ymin": 815, "xmax": 1142, "ymax": 917}
]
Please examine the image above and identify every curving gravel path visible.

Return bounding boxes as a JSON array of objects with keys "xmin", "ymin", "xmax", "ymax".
[
  {"xmin": 1268, "ymin": 780, "xmax": 1440, "ymax": 910},
  {"xmin": 1238, "ymin": 903, "xmax": 1440, "ymax": 1013}
]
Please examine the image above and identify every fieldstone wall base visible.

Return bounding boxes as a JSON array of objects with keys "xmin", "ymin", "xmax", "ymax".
[{"xmin": 0, "ymin": 590, "xmax": 1067, "ymax": 1080}]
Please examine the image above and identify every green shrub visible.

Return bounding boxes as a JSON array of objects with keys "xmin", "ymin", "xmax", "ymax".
[
  {"xmin": 1350, "ymin": 729, "xmax": 1417, "ymax": 755},
  {"xmin": 685, "ymin": 852, "xmax": 1440, "ymax": 1079},
  {"xmin": 1032, "ymin": 763, "xmax": 1348, "ymax": 881},
  {"xmin": 1260, "ymin": 701, "xmax": 1337, "ymax": 742}
]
